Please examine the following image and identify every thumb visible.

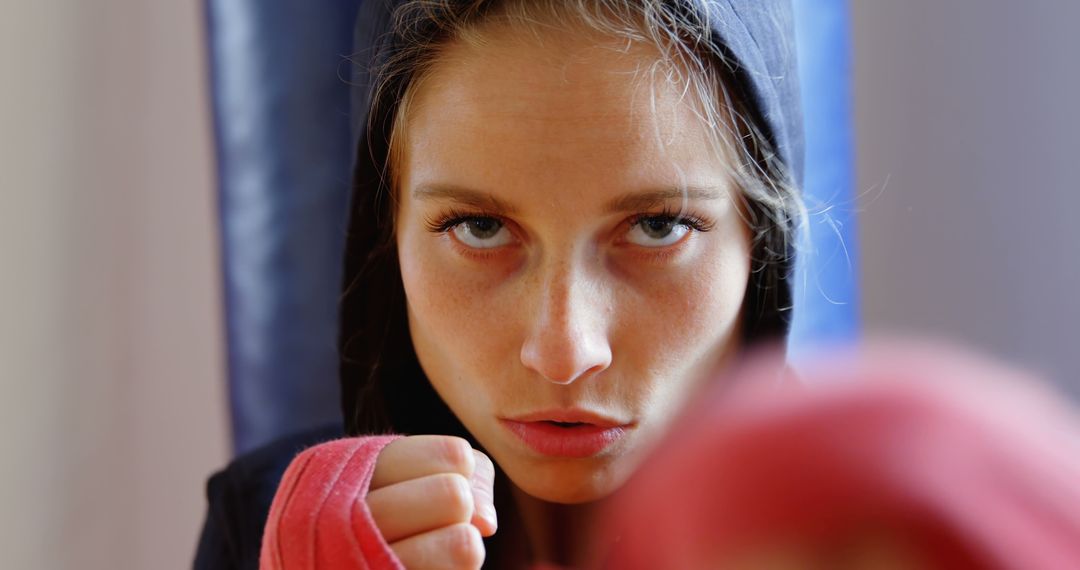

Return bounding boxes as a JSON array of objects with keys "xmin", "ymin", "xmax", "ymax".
[{"xmin": 469, "ymin": 449, "xmax": 498, "ymax": 536}]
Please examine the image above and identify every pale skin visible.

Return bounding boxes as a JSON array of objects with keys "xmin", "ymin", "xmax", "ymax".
[{"xmin": 365, "ymin": 24, "xmax": 751, "ymax": 569}]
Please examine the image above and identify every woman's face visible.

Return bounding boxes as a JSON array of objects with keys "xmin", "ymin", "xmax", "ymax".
[{"xmin": 395, "ymin": 28, "xmax": 751, "ymax": 504}]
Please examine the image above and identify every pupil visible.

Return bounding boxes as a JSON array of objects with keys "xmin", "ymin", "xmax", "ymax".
[
  {"xmin": 643, "ymin": 218, "xmax": 674, "ymax": 239},
  {"xmin": 467, "ymin": 218, "xmax": 501, "ymax": 239}
]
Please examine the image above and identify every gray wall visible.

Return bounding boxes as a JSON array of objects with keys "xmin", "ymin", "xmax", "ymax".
[
  {"xmin": 0, "ymin": 1, "xmax": 229, "ymax": 568},
  {"xmin": 853, "ymin": 1, "xmax": 1080, "ymax": 394}
]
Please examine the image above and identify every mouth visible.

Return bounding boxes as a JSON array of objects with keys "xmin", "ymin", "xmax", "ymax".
[
  {"xmin": 544, "ymin": 420, "xmax": 589, "ymax": 428},
  {"xmin": 500, "ymin": 409, "xmax": 633, "ymax": 458}
]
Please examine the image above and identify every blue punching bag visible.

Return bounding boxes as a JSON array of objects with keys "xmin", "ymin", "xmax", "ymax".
[
  {"xmin": 788, "ymin": 0, "xmax": 861, "ymax": 362},
  {"xmin": 205, "ymin": 1, "xmax": 360, "ymax": 454}
]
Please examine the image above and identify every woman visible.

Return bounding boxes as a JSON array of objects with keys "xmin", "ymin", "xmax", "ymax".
[{"xmin": 208, "ymin": 1, "xmax": 805, "ymax": 568}]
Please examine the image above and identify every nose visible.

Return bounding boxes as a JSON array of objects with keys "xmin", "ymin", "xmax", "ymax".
[{"xmin": 519, "ymin": 262, "xmax": 613, "ymax": 385}]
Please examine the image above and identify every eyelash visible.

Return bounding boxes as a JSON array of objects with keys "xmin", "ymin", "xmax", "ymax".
[
  {"xmin": 626, "ymin": 207, "xmax": 716, "ymax": 234},
  {"xmin": 423, "ymin": 206, "xmax": 716, "ymax": 250},
  {"xmin": 424, "ymin": 207, "xmax": 501, "ymax": 234}
]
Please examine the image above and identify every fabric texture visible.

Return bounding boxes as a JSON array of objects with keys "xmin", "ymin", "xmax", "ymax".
[{"xmin": 259, "ymin": 436, "xmax": 404, "ymax": 570}]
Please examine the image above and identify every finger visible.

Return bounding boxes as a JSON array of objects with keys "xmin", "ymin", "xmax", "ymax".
[
  {"xmin": 367, "ymin": 473, "xmax": 475, "ymax": 543},
  {"xmin": 371, "ymin": 436, "xmax": 475, "ymax": 490},
  {"xmin": 468, "ymin": 450, "xmax": 497, "ymax": 537},
  {"xmin": 389, "ymin": 523, "xmax": 485, "ymax": 570}
]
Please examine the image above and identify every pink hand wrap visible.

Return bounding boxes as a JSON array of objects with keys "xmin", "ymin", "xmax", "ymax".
[{"xmin": 260, "ymin": 436, "xmax": 404, "ymax": 570}]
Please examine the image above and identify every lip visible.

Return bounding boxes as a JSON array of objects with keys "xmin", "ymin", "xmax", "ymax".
[{"xmin": 500, "ymin": 409, "xmax": 632, "ymax": 458}]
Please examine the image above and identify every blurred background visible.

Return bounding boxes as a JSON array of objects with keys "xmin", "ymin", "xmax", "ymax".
[{"xmin": 0, "ymin": 0, "xmax": 1076, "ymax": 568}]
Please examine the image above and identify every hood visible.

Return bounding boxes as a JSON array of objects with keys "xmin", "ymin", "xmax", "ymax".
[{"xmin": 348, "ymin": 0, "xmax": 803, "ymax": 187}]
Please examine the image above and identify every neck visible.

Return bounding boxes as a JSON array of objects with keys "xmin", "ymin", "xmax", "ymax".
[{"xmin": 509, "ymin": 484, "xmax": 606, "ymax": 567}]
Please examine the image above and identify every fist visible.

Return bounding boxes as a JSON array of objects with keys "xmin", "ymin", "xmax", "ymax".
[{"xmin": 367, "ymin": 436, "xmax": 497, "ymax": 569}]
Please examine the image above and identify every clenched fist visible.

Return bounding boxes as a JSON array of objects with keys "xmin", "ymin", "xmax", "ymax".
[{"xmin": 367, "ymin": 436, "xmax": 497, "ymax": 569}]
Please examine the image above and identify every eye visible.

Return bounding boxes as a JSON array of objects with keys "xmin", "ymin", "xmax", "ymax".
[
  {"xmin": 451, "ymin": 217, "xmax": 514, "ymax": 249},
  {"xmin": 626, "ymin": 215, "xmax": 692, "ymax": 247}
]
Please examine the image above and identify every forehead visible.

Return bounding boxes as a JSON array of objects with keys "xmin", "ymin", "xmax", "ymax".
[{"xmin": 400, "ymin": 26, "xmax": 728, "ymax": 199}]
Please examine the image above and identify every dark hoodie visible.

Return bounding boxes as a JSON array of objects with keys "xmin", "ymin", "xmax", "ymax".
[{"xmin": 195, "ymin": 2, "xmax": 803, "ymax": 568}]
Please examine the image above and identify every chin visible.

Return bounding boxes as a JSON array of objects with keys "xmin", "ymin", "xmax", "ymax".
[{"xmin": 501, "ymin": 453, "xmax": 633, "ymax": 504}]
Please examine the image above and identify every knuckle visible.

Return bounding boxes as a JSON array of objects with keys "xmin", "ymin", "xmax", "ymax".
[
  {"xmin": 473, "ymin": 450, "xmax": 495, "ymax": 480},
  {"xmin": 436, "ymin": 436, "xmax": 474, "ymax": 475},
  {"xmin": 443, "ymin": 523, "xmax": 485, "ymax": 569},
  {"xmin": 435, "ymin": 473, "xmax": 474, "ymax": 521}
]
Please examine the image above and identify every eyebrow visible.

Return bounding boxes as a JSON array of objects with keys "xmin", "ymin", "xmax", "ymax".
[
  {"xmin": 603, "ymin": 186, "xmax": 725, "ymax": 213},
  {"xmin": 412, "ymin": 184, "xmax": 520, "ymax": 215},
  {"xmin": 411, "ymin": 183, "xmax": 724, "ymax": 215}
]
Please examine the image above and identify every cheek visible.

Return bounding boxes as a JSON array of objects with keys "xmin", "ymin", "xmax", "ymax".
[
  {"xmin": 398, "ymin": 229, "xmax": 520, "ymax": 376},
  {"xmin": 618, "ymin": 233, "xmax": 751, "ymax": 375}
]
